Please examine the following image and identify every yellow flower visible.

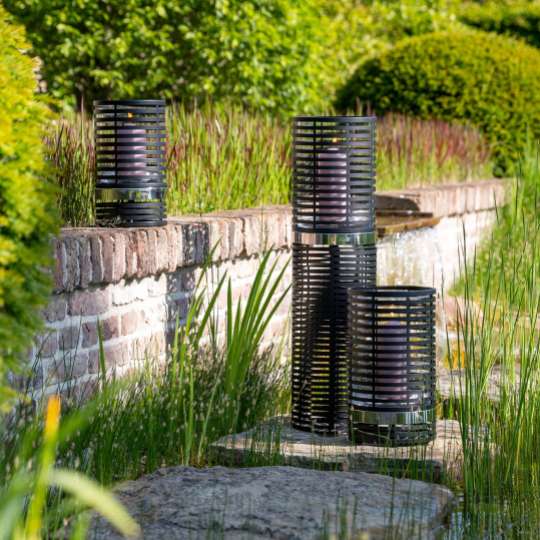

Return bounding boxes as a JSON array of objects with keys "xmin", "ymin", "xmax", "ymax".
[{"xmin": 44, "ymin": 394, "xmax": 61, "ymax": 441}]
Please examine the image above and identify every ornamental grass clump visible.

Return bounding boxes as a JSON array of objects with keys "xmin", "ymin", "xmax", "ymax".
[
  {"xmin": 377, "ymin": 113, "xmax": 493, "ymax": 190},
  {"xmin": 450, "ymin": 143, "xmax": 540, "ymax": 536},
  {"xmin": 1, "ymin": 252, "xmax": 290, "ymax": 534},
  {"xmin": 46, "ymin": 106, "xmax": 494, "ymax": 226}
]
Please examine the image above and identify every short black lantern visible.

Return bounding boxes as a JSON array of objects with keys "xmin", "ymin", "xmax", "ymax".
[
  {"xmin": 291, "ymin": 116, "xmax": 377, "ymax": 436},
  {"xmin": 94, "ymin": 99, "xmax": 167, "ymax": 227},
  {"xmin": 348, "ymin": 286, "xmax": 436, "ymax": 446}
]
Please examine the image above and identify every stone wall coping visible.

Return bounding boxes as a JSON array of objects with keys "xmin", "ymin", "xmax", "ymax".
[
  {"xmin": 53, "ymin": 180, "xmax": 506, "ymax": 293},
  {"xmin": 374, "ymin": 178, "xmax": 507, "ymax": 218}
]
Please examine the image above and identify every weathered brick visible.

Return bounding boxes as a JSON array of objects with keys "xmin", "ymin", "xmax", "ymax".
[
  {"xmin": 112, "ymin": 232, "xmax": 127, "ymax": 282},
  {"xmin": 136, "ymin": 230, "xmax": 149, "ymax": 278},
  {"xmin": 51, "ymin": 352, "xmax": 88, "ymax": 381},
  {"xmin": 42, "ymin": 297, "xmax": 67, "ymax": 323},
  {"xmin": 243, "ymin": 213, "xmax": 263, "ymax": 256},
  {"xmin": 166, "ymin": 226, "xmax": 179, "ymax": 272},
  {"xmin": 82, "ymin": 321, "xmax": 98, "ymax": 348},
  {"xmin": 68, "ymin": 288, "xmax": 110, "ymax": 316},
  {"xmin": 166, "ymin": 294, "xmax": 189, "ymax": 322},
  {"xmin": 156, "ymin": 228, "xmax": 169, "ymax": 273},
  {"xmin": 35, "ymin": 332, "xmax": 58, "ymax": 358},
  {"xmin": 53, "ymin": 240, "xmax": 65, "ymax": 292},
  {"xmin": 90, "ymin": 234, "xmax": 104, "ymax": 284},
  {"xmin": 121, "ymin": 310, "xmax": 143, "ymax": 336},
  {"xmin": 125, "ymin": 231, "xmax": 139, "ymax": 278},
  {"xmin": 229, "ymin": 217, "xmax": 245, "ymax": 258},
  {"xmin": 101, "ymin": 233, "xmax": 115, "ymax": 283},
  {"xmin": 88, "ymin": 341, "xmax": 130, "ymax": 373},
  {"xmin": 58, "ymin": 326, "xmax": 81, "ymax": 351},
  {"xmin": 146, "ymin": 229, "xmax": 158, "ymax": 274},
  {"xmin": 79, "ymin": 236, "xmax": 92, "ymax": 288},
  {"xmin": 147, "ymin": 274, "xmax": 167, "ymax": 297},
  {"xmin": 63, "ymin": 236, "xmax": 80, "ymax": 291}
]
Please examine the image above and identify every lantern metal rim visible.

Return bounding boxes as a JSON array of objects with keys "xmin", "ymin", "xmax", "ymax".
[
  {"xmin": 96, "ymin": 186, "xmax": 166, "ymax": 203},
  {"xmin": 294, "ymin": 115, "xmax": 377, "ymax": 122},
  {"xmin": 93, "ymin": 99, "xmax": 165, "ymax": 105},
  {"xmin": 350, "ymin": 408, "xmax": 435, "ymax": 426},
  {"xmin": 294, "ymin": 231, "xmax": 376, "ymax": 247},
  {"xmin": 348, "ymin": 285, "xmax": 436, "ymax": 297}
]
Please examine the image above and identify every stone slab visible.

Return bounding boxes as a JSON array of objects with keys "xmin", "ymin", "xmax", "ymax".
[
  {"xmin": 210, "ymin": 417, "xmax": 462, "ymax": 483},
  {"xmin": 88, "ymin": 465, "xmax": 455, "ymax": 540}
]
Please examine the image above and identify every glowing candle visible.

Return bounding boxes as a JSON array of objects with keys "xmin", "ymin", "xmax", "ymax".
[
  {"xmin": 374, "ymin": 319, "xmax": 410, "ymax": 405},
  {"xmin": 116, "ymin": 111, "xmax": 149, "ymax": 180},
  {"xmin": 316, "ymin": 144, "xmax": 348, "ymax": 223}
]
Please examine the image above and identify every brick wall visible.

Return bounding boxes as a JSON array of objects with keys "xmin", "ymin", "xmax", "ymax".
[{"xmin": 23, "ymin": 181, "xmax": 505, "ymax": 399}]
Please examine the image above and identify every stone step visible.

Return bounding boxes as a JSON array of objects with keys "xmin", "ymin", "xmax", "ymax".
[
  {"xmin": 89, "ymin": 465, "xmax": 455, "ymax": 540},
  {"xmin": 210, "ymin": 417, "xmax": 462, "ymax": 483}
]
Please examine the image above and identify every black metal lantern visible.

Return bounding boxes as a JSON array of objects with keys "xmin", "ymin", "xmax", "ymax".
[
  {"xmin": 94, "ymin": 99, "xmax": 167, "ymax": 227},
  {"xmin": 291, "ymin": 116, "xmax": 377, "ymax": 436},
  {"xmin": 348, "ymin": 286, "xmax": 436, "ymax": 446}
]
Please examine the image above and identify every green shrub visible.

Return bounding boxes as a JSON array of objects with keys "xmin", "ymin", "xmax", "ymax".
[
  {"xmin": 3, "ymin": 0, "xmax": 347, "ymax": 114},
  {"xmin": 0, "ymin": 6, "xmax": 57, "ymax": 400},
  {"xmin": 337, "ymin": 29, "xmax": 540, "ymax": 173},
  {"xmin": 4, "ymin": 0, "xmax": 462, "ymax": 114},
  {"xmin": 460, "ymin": 2, "xmax": 540, "ymax": 48}
]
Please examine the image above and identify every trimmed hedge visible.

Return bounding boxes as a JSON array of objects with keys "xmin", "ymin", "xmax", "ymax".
[
  {"xmin": 336, "ymin": 29, "xmax": 540, "ymax": 173},
  {"xmin": 0, "ymin": 6, "xmax": 57, "ymax": 394},
  {"xmin": 460, "ymin": 3, "xmax": 540, "ymax": 49}
]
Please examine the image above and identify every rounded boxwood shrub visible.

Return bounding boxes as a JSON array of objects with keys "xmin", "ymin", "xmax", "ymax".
[
  {"xmin": 0, "ymin": 6, "xmax": 57, "ymax": 393},
  {"xmin": 336, "ymin": 30, "xmax": 540, "ymax": 173},
  {"xmin": 460, "ymin": 3, "xmax": 540, "ymax": 49}
]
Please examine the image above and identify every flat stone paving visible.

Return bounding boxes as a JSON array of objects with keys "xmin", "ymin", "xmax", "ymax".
[
  {"xmin": 210, "ymin": 417, "xmax": 463, "ymax": 483},
  {"xmin": 89, "ymin": 465, "xmax": 455, "ymax": 540}
]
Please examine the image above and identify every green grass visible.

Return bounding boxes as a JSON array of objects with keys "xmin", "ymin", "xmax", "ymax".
[
  {"xmin": 444, "ymin": 143, "xmax": 540, "ymax": 538},
  {"xmin": 452, "ymin": 140, "xmax": 540, "ymax": 309},
  {"xmin": 46, "ymin": 104, "xmax": 494, "ymax": 226},
  {"xmin": 0, "ymin": 251, "xmax": 290, "ymax": 535}
]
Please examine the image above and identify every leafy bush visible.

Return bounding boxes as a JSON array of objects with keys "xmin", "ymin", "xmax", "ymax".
[
  {"xmin": 460, "ymin": 2, "xmax": 540, "ymax": 48},
  {"xmin": 0, "ymin": 6, "xmax": 57, "ymax": 401},
  {"xmin": 4, "ymin": 0, "xmax": 462, "ymax": 113},
  {"xmin": 3, "ymin": 0, "xmax": 343, "ymax": 114},
  {"xmin": 337, "ymin": 29, "xmax": 540, "ymax": 173}
]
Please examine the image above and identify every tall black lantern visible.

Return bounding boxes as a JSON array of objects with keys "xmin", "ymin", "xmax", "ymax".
[
  {"xmin": 348, "ymin": 286, "xmax": 436, "ymax": 446},
  {"xmin": 94, "ymin": 99, "xmax": 167, "ymax": 227},
  {"xmin": 291, "ymin": 116, "xmax": 377, "ymax": 436}
]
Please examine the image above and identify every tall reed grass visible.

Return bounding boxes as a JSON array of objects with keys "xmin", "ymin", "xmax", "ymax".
[
  {"xmin": 377, "ymin": 113, "xmax": 493, "ymax": 191},
  {"xmin": 45, "ymin": 105, "xmax": 494, "ymax": 226},
  {"xmin": 0, "ymin": 252, "xmax": 289, "ymax": 535},
  {"xmin": 448, "ymin": 143, "xmax": 540, "ymax": 537}
]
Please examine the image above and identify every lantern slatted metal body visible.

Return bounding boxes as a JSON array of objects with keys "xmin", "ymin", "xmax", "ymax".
[
  {"xmin": 291, "ymin": 116, "xmax": 377, "ymax": 436},
  {"xmin": 348, "ymin": 286, "xmax": 436, "ymax": 446},
  {"xmin": 94, "ymin": 99, "xmax": 167, "ymax": 227}
]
